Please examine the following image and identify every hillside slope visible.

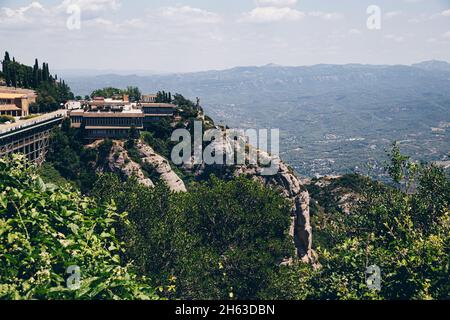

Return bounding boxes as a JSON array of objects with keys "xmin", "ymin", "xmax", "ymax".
[
  {"xmin": 65, "ymin": 63, "xmax": 450, "ymax": 178},
  {"xmin": 93, "ymin": 135, "xmax": 314, "ymax": 263}
]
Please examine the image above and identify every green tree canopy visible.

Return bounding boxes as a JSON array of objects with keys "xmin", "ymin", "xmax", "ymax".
[
  {"xmin": 0, "ymin": 155, "xmax": 160, "ymax": 300},
  {"xmin": 93, "ymin": 174, "xmax": 294, "ymax": 300},
  {"xmin": 263, "ymin": 145, "xmax": 449, "ymax": 300}
]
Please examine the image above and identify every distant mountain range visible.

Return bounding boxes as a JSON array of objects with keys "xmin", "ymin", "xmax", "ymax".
[
  {"xmin": 412, "ymin": 60, "xmax": 450, "ymax": 72},
  {"xmin": 64, "ymin": 61, "xmax": 450, "ymax": 177}
]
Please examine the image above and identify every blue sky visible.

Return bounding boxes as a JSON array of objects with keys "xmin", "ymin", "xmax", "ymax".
[{"xmin": 1, "ymin": 0, "xmax": 449, "ymax": 73}]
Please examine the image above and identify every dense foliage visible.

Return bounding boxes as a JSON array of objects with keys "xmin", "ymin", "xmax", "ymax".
[
  {"xmin": 0, "ymin": 155, "xmax": 159, "ymax": 300},
  {"xmin": 92, "ymin": 174, "xmax": 293, "ymax": 300},
  {"xmin": 264, "ymin": 145, "xmax": 449, "ymax": 300},
  {"xmin": 45, "ymin": 120, "xmax": 100, "ymax": 193},
  {"xmin": 1, "ymin": 51, "xmax": 74, "ymax": 113},
  {"xmin": 0, "ymin": 115, "xmax": 15, "ymax": 124},
  {"xmin": 90, "ymin": 86, "xmax": 141, "ymax": 102},
  {"xmin": 155, "ymin": 91, "xmax": 172, "ymax": 103},
  {"xmin": 7, "ymin": 80, "xmax": 450, "ymax": 299}
]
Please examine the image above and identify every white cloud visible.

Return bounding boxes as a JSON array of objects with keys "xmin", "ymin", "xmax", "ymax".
[
  {"xmin": 0, "ymin": 0, "xmax": 122, "ymax": 28},
  {"xmin": 0, "ymin": 0, "xmax": 145, "ymax": 35},
  {"xmin": 385, "ymin": 11, "xmax": 403, "ymax": 19},
  {"xmin": 1, "ymin": 0, "xmax": 449, "ymax": 72},
  {"xmin": 308, "ymin": 11, "xmax": 343, "ymax": 20},
  {"xmin": 384, "ymin": 34, "xmax": 405, "ymax": 42},
  {"xmin": 83, "ymin": 17, "xmax": 113, "ymax": 28},
  {"xmin": 120, "ymin": 18, "xmax": 146, "ymax": 29},
  {"xmin": 158, "ymin": 6, "xmax": 222, "ymax": 24},
  {"xmin": 57, "ymin": 0, "xmax": 121, "ymax": 14},
  {"xmin": 254, "ymin": 0, "xmax": 298, "ymax": 7},
  {"xmin": 0, "ymin": 1, "xmax": 46, "ymax": 23},
  {"xmin": 240, "ymin": 6, "xmax": 304, "ymax": 23},
  {"xmin": 348, "ymin": 28, "xmax": 362, "ymax": 35},
  {"xmin": 0, "ymin": 1, "xmax": 60, "ymax": 31}
]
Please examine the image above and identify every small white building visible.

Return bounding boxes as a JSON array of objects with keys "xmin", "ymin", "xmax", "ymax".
[
  {"xmin": 141, "ymin": 94, "xmax": 157, "ymax": 103},
  {"xmin": 65, "ymin": 100, "xmax": 82, "ymax": 110}
]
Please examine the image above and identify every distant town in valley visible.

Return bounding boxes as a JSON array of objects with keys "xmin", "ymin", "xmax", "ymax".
[
  {"xmin": 61, "ymin": 61, "xmax": 450, "ymax": 178},
  {"xmin": 2, "ymin": 54, "xmax": 450, "ymax": 178}
]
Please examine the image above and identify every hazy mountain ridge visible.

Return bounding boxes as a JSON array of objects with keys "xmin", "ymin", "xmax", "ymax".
[{"xmin": 65, "ymin": 62, "xmax": 450, "ymax": 177}]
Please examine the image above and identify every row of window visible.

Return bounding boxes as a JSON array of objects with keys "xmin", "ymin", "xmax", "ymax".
[
  {"xmin": 0, "ymin": 99, "xmax": 15, "ymax": 105},
  {"xmin": 0, "ymin": 110, "xmax": 22, "ymax": 117},
  {"xmin": 71, "ymin": 116, "xmax": 83, "ymax": 123},
  {"xmin": 86, "ymin": 129, "xmax": 131, "ymax": 137},
  {"xmin": 70, "ymin": 116, "xmax": 143, "ymax": 126},
  {"xmin": 143, "ymin": 107, "xmax": 174, "ymax": 115},
  {"xmin": 85, "ymin": 117, "xmax": 143, "ymax": 126}
]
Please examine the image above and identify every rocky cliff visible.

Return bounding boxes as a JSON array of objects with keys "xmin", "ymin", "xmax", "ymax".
[
  {"xmin": 99, "ymin": 132, "xmax": 314, "ymax": 263},
  {"xmin": 135, "ymin": 140, "xmax": 187, "ymax": 193},
  {"xmin": 108, "ymin": 140, "xmax": 155, "ymax": 188},
  {"xmin": 182, "ymin": 132, "xmax": 315, "ymax": 263},
  {"xmin": 235, "ymin": 156, "xmax": 315, "ymax": 263},
  {"xmin": 107, "ymin": 140, "xmax": 186, "ymax": 193}
]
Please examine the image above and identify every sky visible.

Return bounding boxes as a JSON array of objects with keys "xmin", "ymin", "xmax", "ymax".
[{"xmin": 0, "ymin": 0, "xmax": 450, "ymax": 73}]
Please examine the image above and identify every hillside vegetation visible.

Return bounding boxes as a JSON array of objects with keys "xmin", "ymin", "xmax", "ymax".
[
  {"xmin": 0, "ymin": 155, "xmax": 160, "ymax": 300},
  {"xmin": 2, "ymin": 139, "xmax": 448, "ymax": 300},
  {"xmin": 1, "ymin": 86, "xmax": 448, "ymax": 299},
  {"xmin": 1, "ymin": 51, "xmax": 74, "ymax": 113},
  {"xmin": 265, "ymin": 145, "xmax": 449, "ymax": 300}
]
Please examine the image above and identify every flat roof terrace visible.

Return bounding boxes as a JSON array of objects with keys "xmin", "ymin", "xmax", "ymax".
[
  {"xmin": 0, "ymin": 110, "xmax": 67, "ymax": 136},
  {"xmin": 140, "ymin": 103, "xmax": 175, "ymax": 108},
  {"xmin": 0, "ymin": 86, "xmax": 37, "ymax": 99}
]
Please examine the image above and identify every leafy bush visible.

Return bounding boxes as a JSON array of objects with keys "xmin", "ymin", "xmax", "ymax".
[
  {"xmin": 37, "ymin": 163, "xmax": 75, "ymax": 188},
  {"xmin": 0, "ymin": 115, "xmax": 15, "ymax": 124},
  {"xmin": 20, "ymin": 115, "xmax": 39, "ymax": 121},
  {"xmin": 93, "ymin": 174, "xmax": 293, "ymax": 300},
  {"xmin": 46, "ymin": 122, "xmax": 99, "ymax": 193},
  {"xmin": 90, "ymin": 87, "xmax": 141, "ymax": 102},
  {"xmin": 266, "ymin": 145, "xmax": 449, "ymax": 300},
  {"xmin": 0, "ymin": 155, "xmax": 159, "ymax": 300}
]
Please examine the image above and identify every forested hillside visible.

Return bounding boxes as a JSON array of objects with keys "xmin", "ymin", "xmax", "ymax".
[
  {"xmin": 1, "ymin": 51, "xmax": 74, "ymax": 113},
  {"xmin": 1, "ymin": 88, "xmax": 448, "ymax": 300}
]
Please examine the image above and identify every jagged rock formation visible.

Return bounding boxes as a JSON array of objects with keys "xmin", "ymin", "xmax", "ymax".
[
  {"xmin": 105, "ymin": 140, "xmax": 186, "ymax": 193},
  {"xmin": 236, "ymin": 158, "xmax": 314, "ymax": 263},
  {"xmin": 184, "ymin": 132, "xmax": 315, "ymax": 263},
  {"xmin": 135, "ymin": 140, "xmax": 187, "ymax": 193},
  {"xmin": 235, "ymin": 153, "xmax": 315, "ymax": 263},
  {"xmin": 102, "ymin": 132, "xmax": 313, "ymax": 262},
  {"xmin": 306, "ymin": 175, "xmax": 363, "ymax": 215},
  {"xmin": 108, "ymin": 141, "xmax": 154, "ymax": 188}
]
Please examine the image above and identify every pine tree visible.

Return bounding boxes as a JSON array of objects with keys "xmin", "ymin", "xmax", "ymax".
[
  {"xmin": 11, "ymin": 57, "xmax": 17, "ymax": 88},
  {"xmin": 33, "ymin": 59, "xmax": 39, "ymax": 88},
  {"xmin": 42, "ymin": 63, "xmax": 48, "ymax": 82},
  {"xmin": 38, "ymin": 68, "xmax": 43, "ymax": 84},
  {"xmin": 42, "ymin": 63, "xmax": 46, "ymax": 82},
  {"xmin": 3, "ymin": 51, "xmax": 11, "ymax": 86}
]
